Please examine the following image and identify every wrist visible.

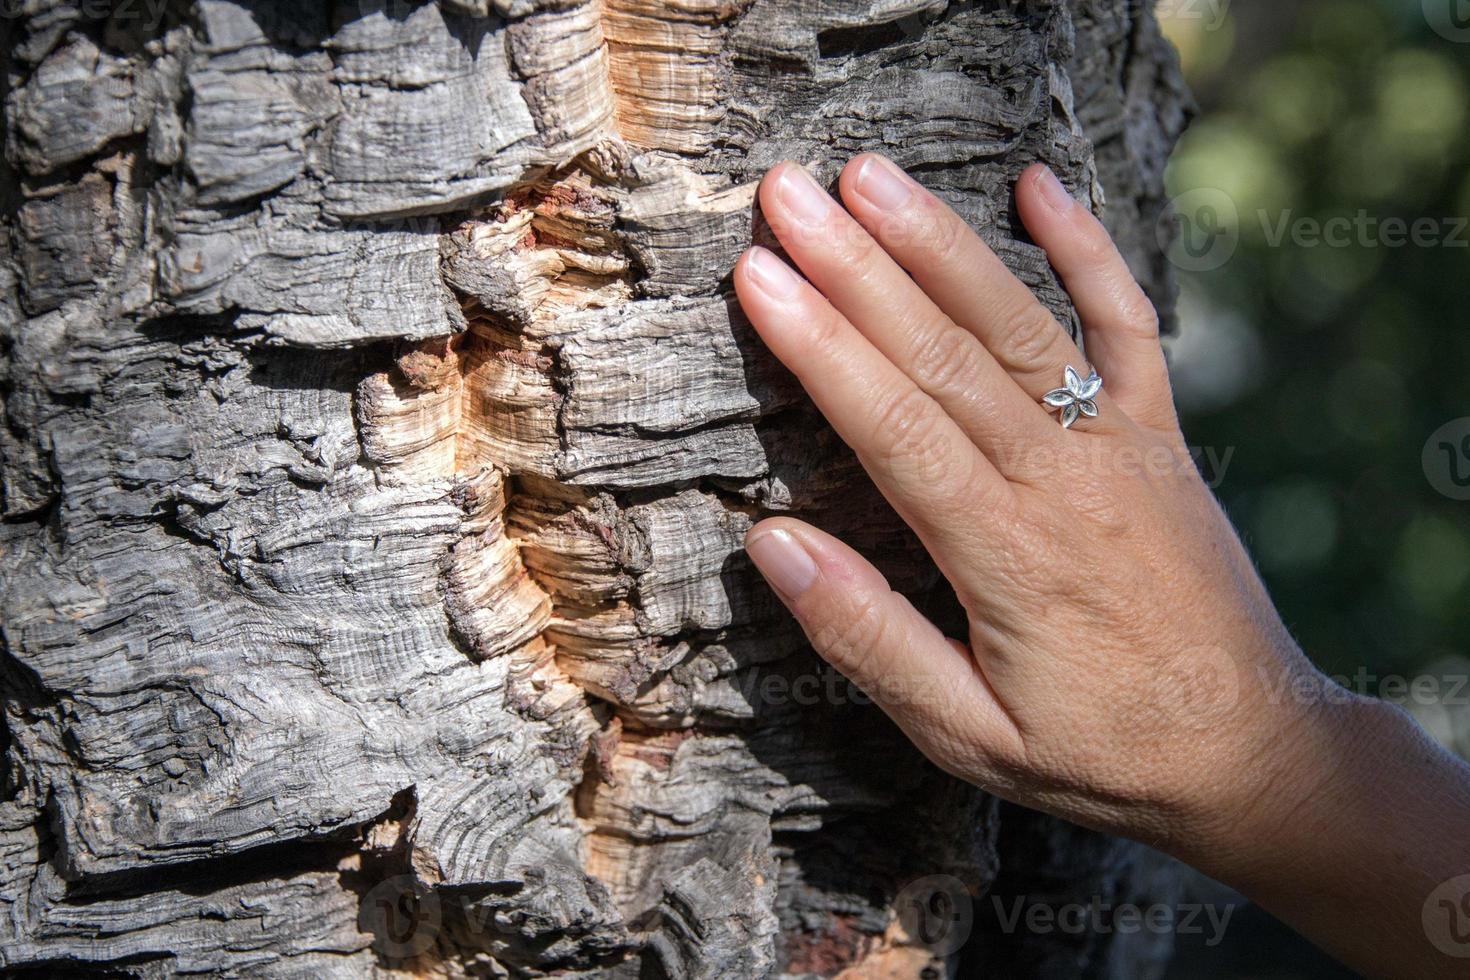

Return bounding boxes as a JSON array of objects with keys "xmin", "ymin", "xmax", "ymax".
[
  {"xmin": 1170, "ymin": 674, "xmax": 1470, "ymax": 978},
  {"xmin": 1167, "ymin": 659, "xmax": 1382, "ymax": 886}
]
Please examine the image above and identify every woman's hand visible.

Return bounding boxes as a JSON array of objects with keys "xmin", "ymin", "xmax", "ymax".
[
  {"xmin": 733, "ymin": 156, "xmax": 1470, "ymax": 977},
  {"xmin": 734, "ymin": 154, "xmax": 1324, "ymax": 849}
]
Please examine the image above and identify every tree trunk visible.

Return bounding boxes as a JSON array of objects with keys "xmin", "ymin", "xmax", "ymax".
[{"xmin": 1, "ymin": 1, "xmax": 1190, "ymax": 976}]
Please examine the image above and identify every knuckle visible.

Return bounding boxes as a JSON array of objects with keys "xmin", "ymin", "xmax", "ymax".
[
  {"xmin": 871, "ymin": 387, "xmax": 939, "ymax": 451},
  {"xmin": 909, "ymin": 198, "xmax": 967, "ymax": 264},
  {"xmin": 907, "ymin": 437, "xmax": 969, "ymax": 494},
  {"xmin": 802, "ymin": 305, "xmax": 848, "ymax": 357},
  {"xmin": 908, "ymin": 323, "xmax": 982, "ymax": 395},
  {"xmin": 1119, "ymin": 291, "xmax": 1162, "ymax": 337},
  {"xmin": 835, "ymin": 224, "xmax": 884, "ymax": 271},
  {"xmin": 999, "ymin": 305, "xmax": 1063, "ymax": 372},
  {"xmin": 1077, "ymin": 230, "xmax": 1119, "ymax": 272},
  {"xmin": 812, "ymin": 592, "xmax": 891, "ymax": 682},
  {"xmin": 871, "ymin": 390, "xmax": 957, "ymax": 483},
  {"xmin": 1067, "ymin": 484, "xmax": 1134, "ymax": 537},
  {"xmin": 993, "ymin": 507, "xmax": 1073, "ymax": 594},
  {"xmin": 923, "ymin": 447, "xmax": 993, "ymax": 508}
]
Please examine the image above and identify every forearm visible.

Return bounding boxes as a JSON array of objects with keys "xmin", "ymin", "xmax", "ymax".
[{"xmin": 1187, "ymin": 688, "xmax": 1470, "ymax": 978}]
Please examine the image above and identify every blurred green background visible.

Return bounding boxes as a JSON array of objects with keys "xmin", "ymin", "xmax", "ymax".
[
  {"xmin": 1155, "ymin": 2, "xmax": 1469, "ymax": 976},
  {"xmin": 1159, "ymin": 0, "xmax": 1470, "ymax": 737}
]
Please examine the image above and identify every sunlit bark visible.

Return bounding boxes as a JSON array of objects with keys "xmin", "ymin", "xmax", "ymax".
[{"xmin": 1, "ymin": 1, "xmax": 1188, "ymax": 975}]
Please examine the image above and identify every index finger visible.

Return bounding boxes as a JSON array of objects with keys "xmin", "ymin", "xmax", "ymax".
[{"xmin": 734, "ymin": 246, "xmax": 1013, "ymax": 556}]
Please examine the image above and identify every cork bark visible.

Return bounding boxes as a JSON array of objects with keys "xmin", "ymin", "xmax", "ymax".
[{"xmin": 1, "ymin": 1, "xmax": 1191, "ymax": 976}]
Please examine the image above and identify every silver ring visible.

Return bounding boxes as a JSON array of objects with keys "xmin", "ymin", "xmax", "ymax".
[{"xmin": 1043, "ymin": 366, "xmax": 1102, "ymax": 429}]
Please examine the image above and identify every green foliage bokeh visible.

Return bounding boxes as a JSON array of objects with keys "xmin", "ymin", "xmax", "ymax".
[{"xmin": 1161, "ymin": 0, "xmax": 1470, "ymax": 715}]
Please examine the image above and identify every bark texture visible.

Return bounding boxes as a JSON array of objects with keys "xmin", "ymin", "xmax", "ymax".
[{"xmin": 1, "ymin": 1, "xmax": 1191, "ymax": 976}]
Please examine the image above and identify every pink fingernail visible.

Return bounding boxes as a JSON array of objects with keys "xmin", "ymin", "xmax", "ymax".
[
  {"xmin": 1036, "ymin": 166, "xmax": 1076, "ymax": 214},
  {"xmin": 854, "ymin": 154, "xmax": 915, "ymax": 212},
  {"xmin": 745, "ymin": 247, "xmax": 803, "ymax": 301},
  {"xmin": 775, "ymin": 164, "xmax": 836, "ymax": 227},
  {"xmin": 746, "ymin": 528, "xmax": 818, "ymax": 599}
]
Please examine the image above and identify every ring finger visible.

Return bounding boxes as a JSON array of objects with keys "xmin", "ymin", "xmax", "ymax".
[{"xmin": 835, "ymin": 154, "xmax": 1129, "ymax": 434}]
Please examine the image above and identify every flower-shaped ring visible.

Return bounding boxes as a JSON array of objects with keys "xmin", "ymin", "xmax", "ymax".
[{"xmin": 1042, "ymin": 366, "xmax": 1102, "ymax": 429}]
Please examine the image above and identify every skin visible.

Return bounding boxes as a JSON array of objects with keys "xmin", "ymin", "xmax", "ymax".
[{"xmin": 731, "ymin": 154, "xmax": 1470, "ymax": 978}]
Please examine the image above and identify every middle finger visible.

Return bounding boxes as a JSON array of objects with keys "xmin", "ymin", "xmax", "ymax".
[
  {"xmin": 835, "ymin": 154, "xmax": 1128, "ymax": 433},
  {"xmin": 758, "ymin": 161, "xmax": 1058, "ymax": 461}
]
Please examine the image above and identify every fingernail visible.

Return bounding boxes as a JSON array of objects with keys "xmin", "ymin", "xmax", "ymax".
[
  {"xmin": 746, "ymin": 528, "xmax": 819, "ymax": 600},
  {"xmin": 1036, "ymin": 166, "xmax": 1076, "ymax": 214},
  {"xmin": 853, "ymin": 154, "xmax": 915, "ymax": 212},
  {"xmin": 775, "ymin": 164, "xmax": 835, "ymax": 226},
  {"xmin": 744, "ymin": 247, "xmax": 803, "ymax": 301}
]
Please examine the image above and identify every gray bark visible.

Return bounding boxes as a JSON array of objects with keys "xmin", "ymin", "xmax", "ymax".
[{"xmin": 1, "ymin": 1, "xmax": 1191, "ymax": 976}]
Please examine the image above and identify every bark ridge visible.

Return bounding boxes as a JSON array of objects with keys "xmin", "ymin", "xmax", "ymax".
[{"xmin": 1, "ymin": 0, "xmax": 1190, "ymax": 975}]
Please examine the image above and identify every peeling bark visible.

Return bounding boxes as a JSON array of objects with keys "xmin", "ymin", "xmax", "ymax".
[{"xmin": 1, "ymin": 1, "xmax": 1191, "ymax": 976}]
